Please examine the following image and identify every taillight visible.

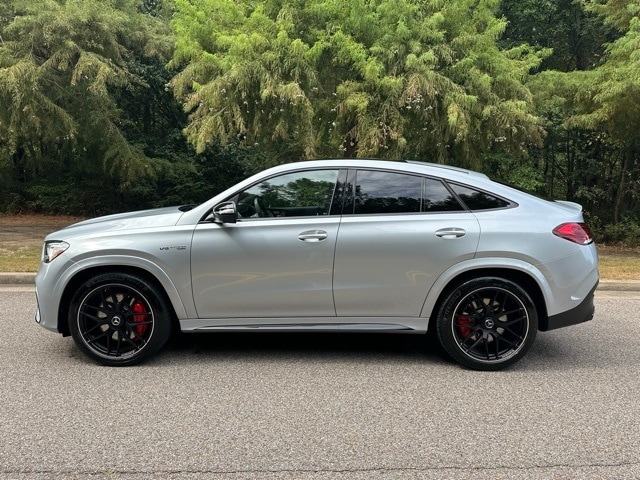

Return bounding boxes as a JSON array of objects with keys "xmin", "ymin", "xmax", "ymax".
[{"xmin": 552, "ymin": 223, "xmax": 594, "ymax": 245}]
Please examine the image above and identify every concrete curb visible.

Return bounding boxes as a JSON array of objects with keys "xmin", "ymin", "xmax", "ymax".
[
  {"xmin": 597, "ymin": 280, "xmax": 640, "ymax": 292},
  {"xmin": 0, "ymin": 272, "xmax": 36, "ymax": 285},
  {"xmin": 1, "ymin": 272, "xmax": 639, "ymax": 291}
]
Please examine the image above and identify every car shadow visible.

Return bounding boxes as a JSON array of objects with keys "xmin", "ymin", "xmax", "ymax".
[
  {"xmin": 57, "ymin": 328, "xmax": 604, "ymax": 371},
  {"xmin": 159, "ymin": 330, "xmax": 453, "ymax": 366},
  {"xmin": 155, "ymin": 328, "xmax": 597, "ymax": 371}
]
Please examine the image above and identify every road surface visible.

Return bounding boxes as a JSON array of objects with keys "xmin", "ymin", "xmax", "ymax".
[{"xmin": 1, "ymin": 288, "xmax": 639, "ymax": 479}]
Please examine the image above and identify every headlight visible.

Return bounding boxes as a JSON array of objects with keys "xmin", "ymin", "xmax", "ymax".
[{"xmin": 43, "ymin": 241, "xmax": 70, "ymax": 263}]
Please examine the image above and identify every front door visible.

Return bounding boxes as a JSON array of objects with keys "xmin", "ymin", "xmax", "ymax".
[{"xmin": 191, "ymin": 169, "xmax": 341, "ymax": 320}]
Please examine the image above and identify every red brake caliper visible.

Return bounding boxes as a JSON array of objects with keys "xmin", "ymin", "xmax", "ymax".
[
  {"xmin": 132, "ymin": 300, "xmax": 148, "ymax": 336},
  {"xmin": 456, "ymin": 315, "xmax": 473, "ymax": 338}
]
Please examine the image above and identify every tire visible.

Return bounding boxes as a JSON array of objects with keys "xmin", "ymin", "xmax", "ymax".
[
  {"xmin": 436, "ymin": 277, "xmax": 538, "ymax": 371},
  {"xmin": 68, "ymin": 272, "xmax": 173, "ymax": 366}
]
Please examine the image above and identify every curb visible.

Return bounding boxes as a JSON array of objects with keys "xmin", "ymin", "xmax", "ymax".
[
  {"xmin": 1, "ymin": 273, "xmax": 639, "ymax": 291},
  {"xmin": 0, "ymin": 272, "xmax": 36, "ymax": 285},
  {"xmin": 596, "ymin": 280, "xmax": 640, "ymax": 292}
]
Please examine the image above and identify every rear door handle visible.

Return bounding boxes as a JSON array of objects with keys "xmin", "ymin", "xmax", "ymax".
[
  {"xmin": 435, "ymin": 228, "xmax": 466, "ymax": 238},
  {"xmin": 298, "ymin": 230, "xmax": 328, "ymax": 242}
]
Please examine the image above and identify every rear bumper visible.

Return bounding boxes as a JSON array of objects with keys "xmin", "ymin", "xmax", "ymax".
[{"xmin": 540, "ymin": 282, "xmax": 598, "ymax": 331}]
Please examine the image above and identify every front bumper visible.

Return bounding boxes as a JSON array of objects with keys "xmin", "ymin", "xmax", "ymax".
[
  {"xmin": 34, "ymin": 265, "xmax": 66, "ymax": 334},
  {"xmin": 34, "ymin": 287, "xmax": 59, "ymax": 333}
]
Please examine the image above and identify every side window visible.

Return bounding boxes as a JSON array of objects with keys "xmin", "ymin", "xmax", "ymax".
[
  {"xmin": 347, "ymin": 170, "xmax": 466, "ymax": 215},
  {"xmin": 423, "ymin": 178, "xmax": 464, "ymax": 212},
  {"xmin": 448, "ymin": 183, "xmax": 510, "ymax": 210},
  {"xmin": 236, "ymin": 169, "xmax": 339, "ymax": 218},
  {"xmin": 353, "ymin": 170, "xmax": 422, "ymax": 214}
]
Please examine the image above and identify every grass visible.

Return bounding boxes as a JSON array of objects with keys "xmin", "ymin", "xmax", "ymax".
[
  {"xmin": 598, "ymin": 247, "xmax": 640, "ymax": 281},
  {"xmin": 0, "ymin": 239, "xmax": 638, "ymax": 280},
  {"xmin": 0, "ymin": 244, "xmax": 42, "ymax": 272},
  {"xmin": 0, "ymin": 213, "xmax": 83, "ymax": 273}
]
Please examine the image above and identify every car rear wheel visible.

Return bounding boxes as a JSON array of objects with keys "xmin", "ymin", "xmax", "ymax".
[
  {"xmin": 68, "ymin": 272, "xmax": 172, "ymax": 366},
  {"xmin": 436, "ymin": 277, "xmax": 538, "ymax": 370}
]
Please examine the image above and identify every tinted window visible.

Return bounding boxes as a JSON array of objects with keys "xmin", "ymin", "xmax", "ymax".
[
  {"xmin": 347, "ymin": 171, "xmax": 465, "ymax": 214},
  {"xmin": 236, "ymin": 170, "xmax": 339, "ymax": 218},
  {"xmin": 448, "ymin": 183, "xmax": 510, "ymax": 210},
  {"xmin": 354, "ymin": 171, "xmax": 422, "ymax": 214},
  {"xmin": 424, "ymin": 178, "xmax": 464, "ymax": 212}
]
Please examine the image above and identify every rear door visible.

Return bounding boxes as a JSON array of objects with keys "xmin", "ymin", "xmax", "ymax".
[{"xmin": 333, "ymin": 169, "xmax": 480, "ymax": 318}]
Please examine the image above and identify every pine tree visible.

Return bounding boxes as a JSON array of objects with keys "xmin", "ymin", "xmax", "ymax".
[
  {"xmin": 0, "ymin": 0, "xmax": 173, "ymax": 190},
  {"xmin": 170, "ymin": 0, "xmax": 546, "ymax": 166}
]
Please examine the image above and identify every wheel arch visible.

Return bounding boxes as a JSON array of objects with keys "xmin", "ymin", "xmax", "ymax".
[
  {"xmin": 424, "ymin": 266, "xmax": 549, "ymax": 333},
  {"xmin": 57, "ymin": 265, "xmax": 182, "ymax": 336}
]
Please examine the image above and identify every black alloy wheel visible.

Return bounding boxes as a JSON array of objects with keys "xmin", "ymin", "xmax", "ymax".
[
  {"xmin": 69, "ymin": 273, "xmax": 172, "ymax": 366},
  {"xmin": 436, "ymin": 277, "xmax": 538, "ymax": 370}
]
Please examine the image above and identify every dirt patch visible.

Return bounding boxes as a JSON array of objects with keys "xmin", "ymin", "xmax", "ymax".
[
  {"xmin": 597, "ymin": 245, "xmax": 640, "ymax": 281},
  {"xmin": 597, "ymin": 244, "xmax": 640, "ymax": 257},
  {"xmin": 0, "ymin": 214, "xmax": 87, "ymax": 246}
]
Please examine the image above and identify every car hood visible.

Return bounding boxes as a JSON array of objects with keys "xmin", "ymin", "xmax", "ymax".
[{"xmin": 46, "ymin": 206, "xmax": 187, "ymax": 240}]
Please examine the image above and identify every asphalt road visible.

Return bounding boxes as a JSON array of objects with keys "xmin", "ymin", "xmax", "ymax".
[{"xmin": 1, "ymin": 288, "xmax": 639, "ymax": 479}]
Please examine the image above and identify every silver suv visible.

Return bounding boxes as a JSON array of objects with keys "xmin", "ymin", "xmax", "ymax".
[{"xmin": 35, "ymin": 160, "xmax": 599, "ymax": 370}]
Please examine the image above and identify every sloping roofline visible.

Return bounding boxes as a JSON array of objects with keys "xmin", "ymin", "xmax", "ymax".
[{"xmin": 404, "ymin": 160, "xmax": 489, "ymax": 179}]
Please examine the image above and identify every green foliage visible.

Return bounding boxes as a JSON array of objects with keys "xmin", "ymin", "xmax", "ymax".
[
  {"xmin": 0, "ymin": 0, "xmax": 174, "ymax": 201},
  {"xmin": 589, "ymin": 0, "xmax": 640, "ymax": 30},
  {"xmin": 500, "ymin": 0, "xmax": 615, "ymax": 71},
  {"xmin": 566, "ymin": 5, "xmax": 640, "ymax": 140},
  {"xmin": 591, "ymin": 215, "xmax": 640, "ymax": 246},
  {"xmin": 0, "ymin": 140, "xmax": 259, "ymax": 216},
  {"xmin": 171, "ymin": 0, "xmax": 546, "ymax": 165},
  {"xmin": 0, "ymin": 0, "xmax": 638, "ymax": 240},
  {"xmin": 483, "ymin": 152, "xmax": 546, "ymax": 193},
  {"xmin": 151, "ymin": 143, "xmax": 258, "ymax": 208},
  {"xmin": 503, "ymin": 0, "xmax": 640, "ymax": 227}
]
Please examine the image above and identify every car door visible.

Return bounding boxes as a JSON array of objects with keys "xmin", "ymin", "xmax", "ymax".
[
  {"xmin": 333, "ymin": 169, "xmax": 480, "ymax": 318},
  {"xmin": 191, "ymin": 168, "xmax": 343, "ymax": 320}
]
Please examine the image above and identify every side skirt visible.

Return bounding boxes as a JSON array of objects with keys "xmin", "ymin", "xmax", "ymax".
[{"xmin": 179, "ymin": 318, "xmax": 427, "ymax": 333}]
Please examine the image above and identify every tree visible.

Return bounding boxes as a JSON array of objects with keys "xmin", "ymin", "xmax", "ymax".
[
  {"xmin": 568, "ymin": 0, "xmax": 640, "ymax": 223},
  {"xmin": 526, "ymin": 0, "xmax": 640, "ymax": 224},
  {"xmin": 499, "ymin": 0, "xmax": 638, "ymax": 229},
  {"xmin": 0, "ymin": 0, "xmax": 174, "ymax": 210},
  {"xmin": 500, "ymin": 0, "xmax": 615, "ymax": 71},
  {"xmin": 170, "ymin": 0, "xmax": 546, "ymax": 167}
]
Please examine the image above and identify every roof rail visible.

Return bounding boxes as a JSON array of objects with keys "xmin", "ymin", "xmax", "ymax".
[{"xmin": 405, "ymin": 160, "xmax": 489, "ymax": 179}]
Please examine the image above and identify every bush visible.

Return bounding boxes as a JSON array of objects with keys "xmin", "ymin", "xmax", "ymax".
[{"xmin": 594, "ymin": 216, "xmax": 640, "ymax": 247}]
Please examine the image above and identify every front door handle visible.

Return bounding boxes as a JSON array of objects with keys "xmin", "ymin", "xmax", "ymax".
[
  {"xmin": 435, "ymin": 228, "xmax": 466, "ymax": 238},
  {"xmin": 298, "ymin": 230, "xmax": 328, "ymax": 242}
]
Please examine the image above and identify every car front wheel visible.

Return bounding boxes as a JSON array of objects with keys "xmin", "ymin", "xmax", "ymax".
[
  {"xmin": 436, "ymin": 277, "xmax": 538, "ymax": 370},
  {"xmin": 68, "ymin": 272, "xmax": 172, "ymax": 366}
]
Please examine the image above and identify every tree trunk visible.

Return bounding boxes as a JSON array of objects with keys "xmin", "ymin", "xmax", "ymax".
[{"xmin": 614, "ymin": 146, "xmax": 632, "ymax": 224}]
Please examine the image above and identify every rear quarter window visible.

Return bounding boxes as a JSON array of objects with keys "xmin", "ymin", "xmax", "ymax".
[{"xmin": 447, "ymin": 183, "xmax": 512, "ymax": 211}]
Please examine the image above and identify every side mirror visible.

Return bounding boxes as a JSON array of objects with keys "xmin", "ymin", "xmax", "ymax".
[{"xmin": 213, "ymin": 201, "xmax": 237, "ymax": 224}]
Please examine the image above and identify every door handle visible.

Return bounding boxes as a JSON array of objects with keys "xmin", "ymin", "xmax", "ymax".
[
  {"xmin": 298, "ymin": 230, "xmax": 328, "ymax": 242},
  {"xmin": 435, "ymin": 228, "xmax": 466, "ymax": 238}
]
